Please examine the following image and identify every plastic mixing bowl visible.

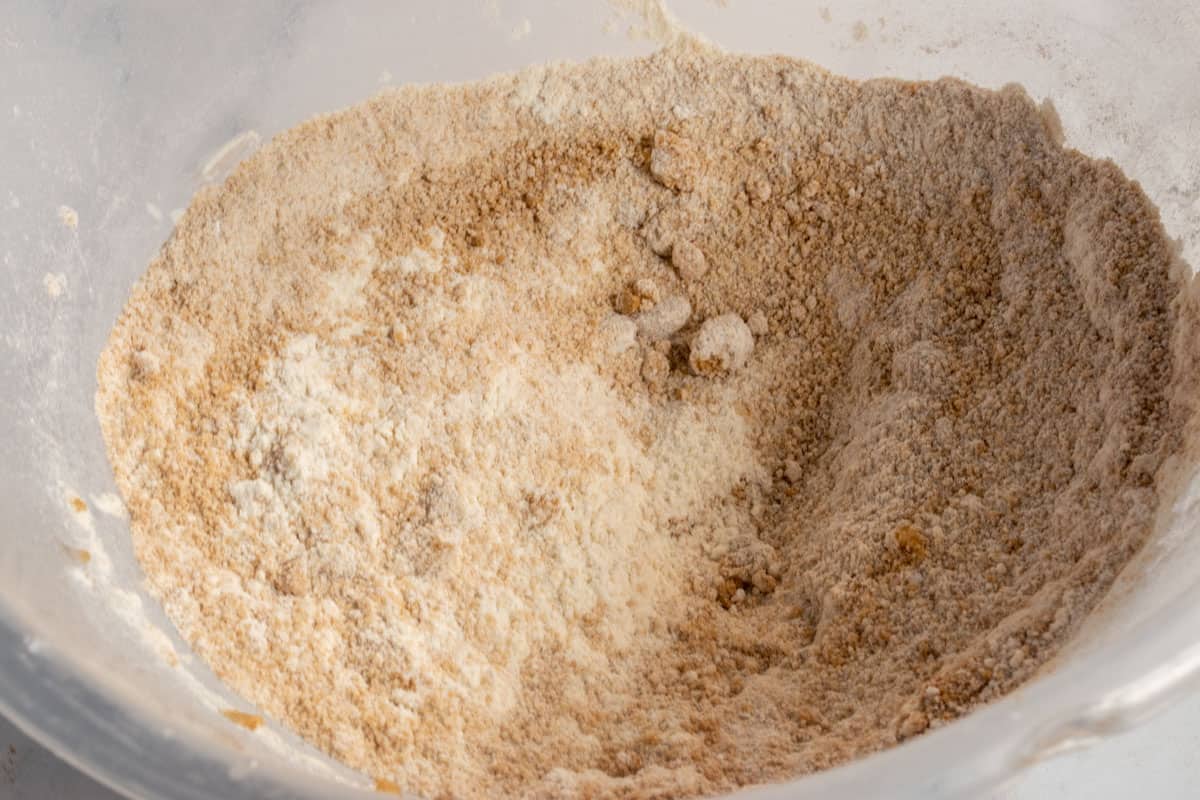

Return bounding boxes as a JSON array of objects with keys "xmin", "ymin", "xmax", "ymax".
[{"xmin": 2, "ymin": 2, "xmax": 1199, "ymax": 798}]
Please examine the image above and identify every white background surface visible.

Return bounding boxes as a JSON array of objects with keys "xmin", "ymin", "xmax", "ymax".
[{"xmin": 3, "ymin": 694, "xmax": 1199, "ymax": 799}]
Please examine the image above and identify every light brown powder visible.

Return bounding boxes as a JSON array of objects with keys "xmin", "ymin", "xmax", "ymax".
[{"xmin": 96, "ymin": 47, "xmax": 1199, "ymax": 799}]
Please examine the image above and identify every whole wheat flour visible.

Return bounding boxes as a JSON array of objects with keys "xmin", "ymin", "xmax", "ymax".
[{"xmin": 96, "ymin": 47, "xmax": 1200, "ymax": 799}]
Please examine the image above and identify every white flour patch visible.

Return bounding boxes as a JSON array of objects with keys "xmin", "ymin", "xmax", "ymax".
[
  {"xmin": 92, "ymin": 491, "xmax": 128, "ymax": 518},
  {"xmin": 510, "ymin": 18, "xmax": 532, "ymax": 40},
  {"xmin": 43, "ymin": 272, "xmax": 67, "ymax": 298}
]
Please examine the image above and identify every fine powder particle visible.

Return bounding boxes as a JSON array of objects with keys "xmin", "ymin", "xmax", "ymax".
[{"xmin": 96, "ymin": 47, "xmax": 1200, "ymax": 799}]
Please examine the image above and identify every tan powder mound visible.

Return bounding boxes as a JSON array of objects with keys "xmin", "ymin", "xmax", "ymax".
[{"xmin": 96, "ymin": 48, "xmax": 1200, "ymax": 799}]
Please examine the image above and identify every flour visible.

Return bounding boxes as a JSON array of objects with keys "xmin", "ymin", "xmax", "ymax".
[
  {"xmin": 689, "ymin": 313, "xmax": 754, "ymax": 375},
  {"xmin": 610, "ymin": 0, "xmax": 699, "ymax": 46},
  {"xmin": 96, "ymin": 47, "xmax": 1199, "ymax": 800},
  {"xmin": 42, "ymin": 272, "xmax": 66, "ymax": 298},
  {"xmin": 511, "ymin": 18, "xmax": 533, "ymax": 41},
  {"xmin": 90, "ymin": 492, "xmax": 128, "ymax": 519}
]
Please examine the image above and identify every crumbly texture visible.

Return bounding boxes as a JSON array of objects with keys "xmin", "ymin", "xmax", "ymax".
[{"xmin": 96, "ymin": 48, "xmax": 1198, "ymax": 800}]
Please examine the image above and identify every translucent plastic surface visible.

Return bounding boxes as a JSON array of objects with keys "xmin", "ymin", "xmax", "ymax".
[{"xmin": 1, "ymin": 2, "xmax": 1198, "ymax": 799}]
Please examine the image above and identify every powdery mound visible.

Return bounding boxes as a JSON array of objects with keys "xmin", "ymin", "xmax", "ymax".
[{"xmin": 96, "ymin": 49, "xmax": 1200, "ymax": 799}]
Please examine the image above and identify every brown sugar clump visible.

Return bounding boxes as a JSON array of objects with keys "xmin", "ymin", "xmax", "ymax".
[{"xmin": 220, "ymin": 710, "xmax": 264, "ymax": 731}]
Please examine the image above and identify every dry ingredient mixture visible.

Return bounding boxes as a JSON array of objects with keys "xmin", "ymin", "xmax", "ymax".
[{"xmin": 96, "ymin": 47, "xmax": 1200, "ymax": 799}]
